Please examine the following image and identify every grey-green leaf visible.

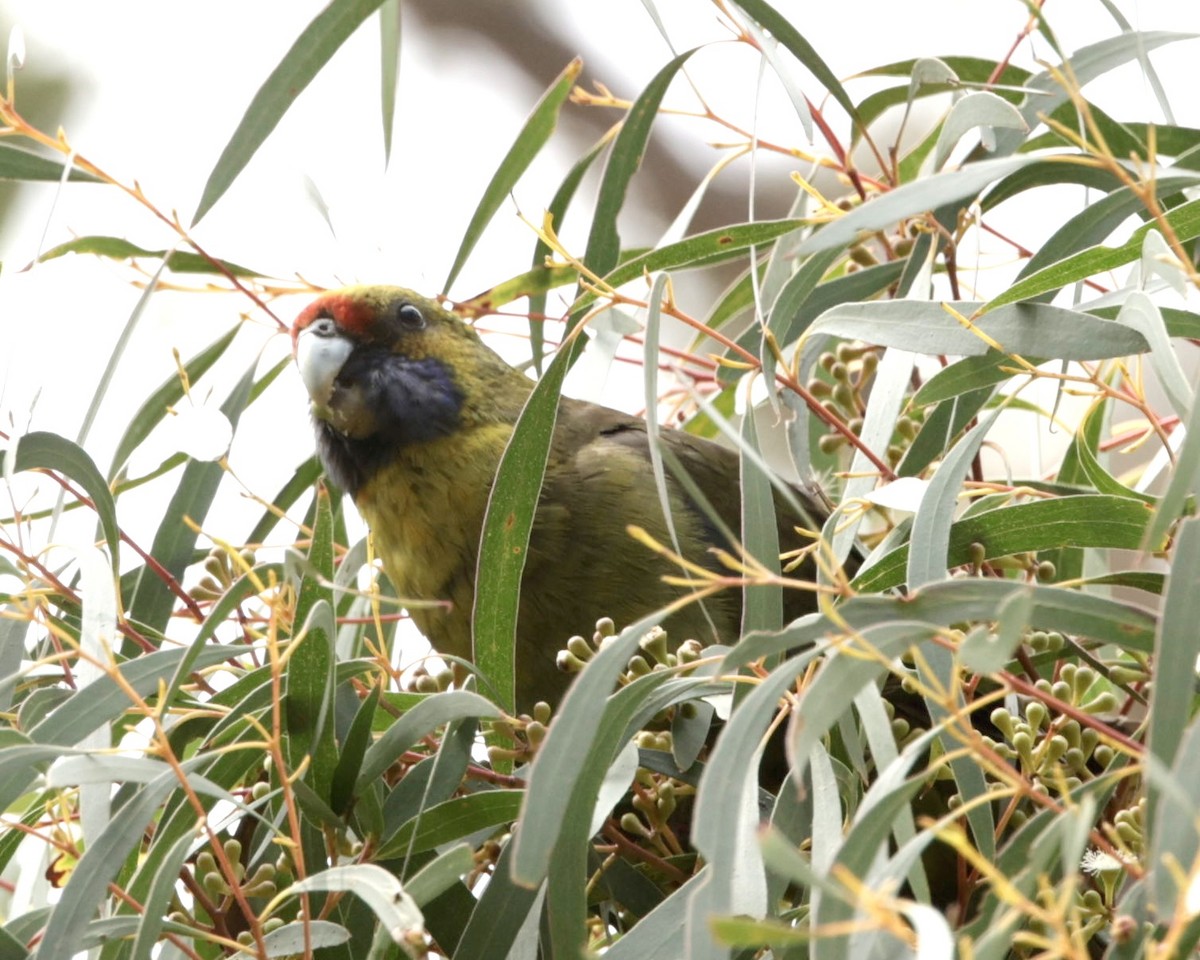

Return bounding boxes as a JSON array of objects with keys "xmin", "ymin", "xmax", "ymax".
[
  {"xmin": 442, "ymin": 58, "xmax": 581, "ymax": 294},
  {"xmin": 0, "ymin": 144, "xmax": 100, "ymax": 182},
  {"xmin": 193, "ymin": 0, "xmax": 390, "ymax": 224}
]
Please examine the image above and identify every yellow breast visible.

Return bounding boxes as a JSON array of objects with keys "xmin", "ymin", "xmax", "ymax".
[{"xmin": 353, "ymin": 423, "xmax": 513, "ymax": 657}]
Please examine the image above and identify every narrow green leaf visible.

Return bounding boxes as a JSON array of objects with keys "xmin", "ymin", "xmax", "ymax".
[
  {"xmin": 855, "ymin": 57, "xmax": 1030, "ymax": 137},
  {"xmin": 193, "ymin": 0, "xmax": 389, "ymax": 224},
  {"xmin": 592, "ymin": 854, "xmax": 669, "ymax": 920},
  {"xmin": 1002, "ymin": 176, "xmax": 1200, "ymax": 287},
  {"xmin": 290, "ymin": 864, "xmax": 422, "ymax": 942},
  {"xmin": 379, "ymin": 0, "xmax": 401, "ymax": 164},
  {"xmin": 599, "ymin": 868, "xmax": 709, "ymax": 960},
  {"xmin": 919, "ymin": 640, "xmax": 996, "ymax": 862},
  {"xmin": 811, "ymin": 777, "xmax": 928, "ymax": 960},
  {"xmin": 983, "ymin": 196, "xmax": 1200, "ymax": 311},
  {"xmin": 858, "ymin": 54, "xmax": 1028, "ymax": 85},
  {"xmin": 804, "ymin": 300, "xmax": 1147, "ymax": 370},
  {"xmin": 702, "ymin": 264, "xmax": 760, "ymax": 339},
  {"xmin": 517, "ymin": 134, "xmax": 610, "ymax": 372},
  {"xmin": 0, "ymin": 742, "xmax": 69, "ymax": 820},
  {"xmin": 908, "ymin": 410, "xmax": 998, "ymax": 589},
  {"xmin": 457, "ymin": 262, "xmax": 578, "ymax": 316},
  {"xmin": 796, "ymin": 154, "xmax": 1035, "ymax": 256},
  {"xmin": 1118, "ymin": 290, "xmax": 1193, "ymax": 419},
  {"xmin": 1145, "ymin": 383, "xmax": 1200, "ymax": 550},
  {"xmin": 728, "ymin": 578, "xmax": 1158, "ymax": 668},
  {"xmin": 807, "ymin": 741, "xmax": 843, "ymax": 916},
  {"xmin": 378, "ymin": 790, "xmax": 523, "ymax": 858},
  {"xmin": 245, "ymin": 457, "xmax": 325, "ymax": 545},
  {"xmin": 693, "ymin": 647, "xmax": 827, "ymax": 925},
  {"xmin": 510, "ymin": 616, "xmax": 658, "ymax": 887},
  {"xmin": 470, "ymin": 86, "xmax": 683, "ymax": 705},
  {"xmin": 356, "ymin": 690, "xmax": 499, "ymax": 790},
  {"xmin": 899, "ymin": 385, "xmax": 991, "ymax": 478},
  {"xmin": 584, "ymin": 49, "xmax": 696, "ymax": 278},
  {"xmin": 0, "ymin": 144, "xmax": 100, "ymax": 182},
  {"xmin": 860, "ymin": 493, "xmax": 1152, "ymax": 594},
  {"xmin": 932, "ymin": 90, "xmax": 1027, "ymax": 169},
  {"xmin": 1071, "ymin": 403, "xmax": 1155, "ymax": 505},
  {"xmin": 739, "ymin": 406, "xmax": 782, "ymax": 634},
  {"xmin": 261, "ymin": 921, "xmax": 351, "ymax": 956},
  {"xmin": 915, "ymin": 351, "xmax": 1035, "ymax": 405},
  {"xmin": 404, "ymin": 843, "xmax": 474, "ymax": 907},
  {"xmin": 983, "ymin": 156, "xmax": 1124, "ymax": 212},
  {"xmin": 545, "ymin": 730, "xmax": 630, "ymax": 958},
  {"xmin": 576, "ymin": 218, "xmax": 808, "ymax": 313},
  {"xmin": 0, "ymin": 923, "xmax": 29, "ymax": 959},
  {"xmin": 1149, "ymin": 712, "xmax": 1200, "ymax": 919},
  {"xmin": 129, "ymin": 831, "xmax": 202, "ymax": 960},
  {"xmin": 127, "ymin": 359, "xmax": 256, "ymax": 632},
  {"xmin": 27, "ymin": 645, "xmax": 235, "ymax": 749},
  {"xmin": 989, "ymin": 30, "xmax": 1195, "ymax": 158},
  {"xmin": 539, "ymin": 676, "xmax": 697, "ymax": 957},
  {"xmin": 442, "ymin": 58, "xmax": 582, "ymax": 294},
  {"xmin": 4, "ymin": 432, "xmax": 119, "ymax": 571},
  {"xmin": 471, "ymin": 352, "xmax": 565, "ymax": 714},
  {"xmin": 293, "ymin": 478, "xmax": 334, "ymax": 640},
  {"xmin": 829, "ymin": 343, "xmax": 918, "ymax": 572},
  {"xmin": 381, "ymin": 717, "xmax": 475, "ymax": 846},
  {"xmin": 33, "ymin": 776, "xmax": 182, "ymax": 960},
  {"xmin": 731, "ymin": 0, "xmax": 864, "ymax": 133},
  {"xmin": 453, "ymin": 840, "xmax": 544, "ymax": 960},
  {"xmin": 46, "ymin": 755, "xmax": 237, "ymax": 805},
  {"xmin": 161, "ymin": 562, "xmax": 284, "ymax": 710},
  {"xmin": 38, "ymin": 235, "xmax": 262, "ymax": 276},
  {"xmin": 286, "ymin": 598, "xmax": 337, "ymax": 804},
  {"xmin": 854, "ymin": 689, "xmax": 930, "ymax": 901},
  {"xmin": 767, "ymin": 246, "xmax": 842, "ymax": 334},
  {"xmin": 1147, "ymin": 518, "xmax": 1200, "ymax": 815},
  {"xmin": 783, "ymin": 625, "xmax": 935, "ymax": 782},
  {"xmin": 0, "ymin": 612, "xmax": 26, "ymax": 714},
  {"xmin": 332, "ymin": 682, "xmax": 381, "ymax": 815},
  {"xmin": 639, "ymin": 273, "xmax": 727, "ymax": 644},
  {"xmin": 711, "ymin": 916, "xmax": 809, "ymax": 949}
]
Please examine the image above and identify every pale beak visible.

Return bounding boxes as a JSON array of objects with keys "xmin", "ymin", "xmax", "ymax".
[{"xmin": 294, "ymin": 326, "xmax": 353, "ymax": 414}]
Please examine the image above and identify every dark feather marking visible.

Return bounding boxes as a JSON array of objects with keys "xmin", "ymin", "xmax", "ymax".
[{"xmin": 314, "ymin": 348, "xmax": 463, "ymax": 496}]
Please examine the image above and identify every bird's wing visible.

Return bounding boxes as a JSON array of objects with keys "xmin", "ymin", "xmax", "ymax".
[{"xmin": 554, "ymin": 398, "xmax": 827, "ymax": 548}]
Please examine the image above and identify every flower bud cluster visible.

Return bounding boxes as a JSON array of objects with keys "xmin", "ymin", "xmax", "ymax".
[
  {"xmin": 807, "ymin": 342, "xmax": 925, "ymax": 466},
  {"xmin": 984, "ymin": 664, "xmax": 1119, "ymax": 799},
  {"xmin": 191, "ymin": 545, "xmax": 256, "ymax": 601},
  {"xmin": 190, "ymin": 836, "xmax": 280, "ymax": 911},
  {"xmin": 486, "ymin": 700, "xmax": 554, "ymax": 766}
]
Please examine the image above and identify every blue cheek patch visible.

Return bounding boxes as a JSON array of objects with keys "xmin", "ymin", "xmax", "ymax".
[
  {"xmin": 366, "ymin": 353, "xmax": 464, "ymax": 444},
  {"xmin": 313, "ymin": 349, "xmax": 464, "ymax": 497}
]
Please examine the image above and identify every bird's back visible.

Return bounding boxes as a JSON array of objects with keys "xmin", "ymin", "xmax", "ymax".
[{"xmin": 360, "ymin": 395, "xmax": 828, "ymax": 709}]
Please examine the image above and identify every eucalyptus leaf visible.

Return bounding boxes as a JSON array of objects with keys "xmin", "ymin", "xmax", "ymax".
[
  {"xmin": 932, "ymin": 90, "xmax": 1027, "ymax": 169},
  {"xmin": 194, "ymin": 0, "xmax": 391, "ymax": 223},
  {"xmin": 289, "ymin": 864, "xmax": 422, "ymax": 944}
]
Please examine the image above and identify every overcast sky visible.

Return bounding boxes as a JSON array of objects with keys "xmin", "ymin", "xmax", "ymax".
[{"xmin": 2, "ymin": 0, "xmax": 1197, "ymax": 554}]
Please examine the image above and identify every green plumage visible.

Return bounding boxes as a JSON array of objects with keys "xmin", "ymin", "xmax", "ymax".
[{"xmin": 293, "ymin": 286, "xmax": 829, "ymax": 710}]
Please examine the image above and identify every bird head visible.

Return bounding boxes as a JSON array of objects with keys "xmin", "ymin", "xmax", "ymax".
[{"xmin": 292, "ymin": 285, "xmax": 531, "ymax": 494}]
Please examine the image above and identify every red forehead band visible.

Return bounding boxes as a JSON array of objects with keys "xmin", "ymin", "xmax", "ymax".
[{"xmin": 290, "ymin": 293, "xmax": 377, "ymax": 353}]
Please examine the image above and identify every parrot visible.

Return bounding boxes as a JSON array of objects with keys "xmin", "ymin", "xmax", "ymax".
[{"xmin": 291, "ymin": 285, "xmax": 832, "ymax": 711}]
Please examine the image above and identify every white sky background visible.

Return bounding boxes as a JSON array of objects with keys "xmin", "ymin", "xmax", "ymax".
[
  {"xmin": 0, "ymin": 0, "xmax": 1195, "ymax": 927},
  {"xmin": 1, "ymin": 0, "xmax": 1199, "ymax": 573}
]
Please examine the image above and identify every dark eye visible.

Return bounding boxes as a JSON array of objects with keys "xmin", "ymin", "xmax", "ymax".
[
  {"xmin": 397, "ymin": 303, "xmax": 425, "ymax": 330},
  {"xmin": 310, "ymin": 316, "xmax": 337, "ymax": 337}
]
